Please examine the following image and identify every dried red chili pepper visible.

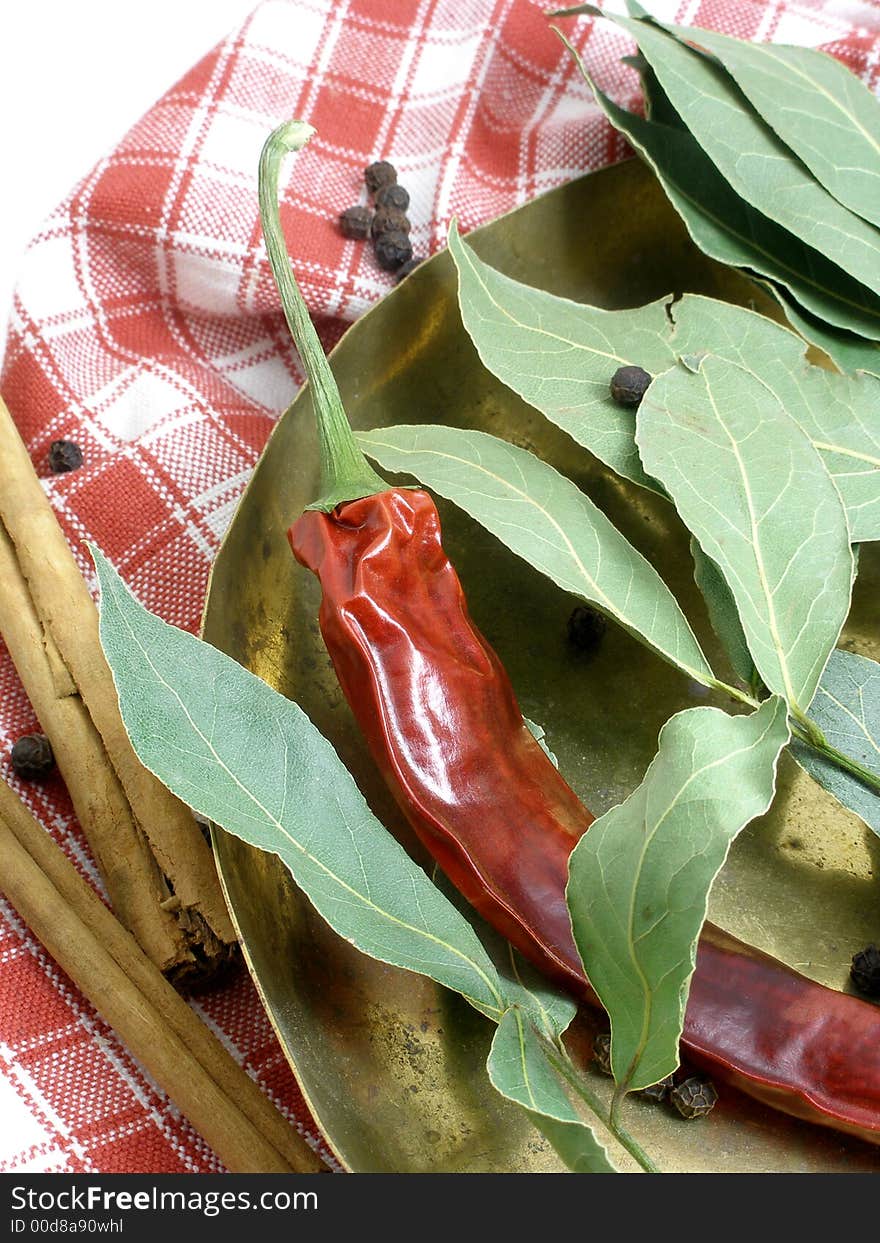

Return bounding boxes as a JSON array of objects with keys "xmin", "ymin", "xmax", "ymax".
[{"xmin": 261, "ymin": 121, "xmax": 880, "ymax": 1149}]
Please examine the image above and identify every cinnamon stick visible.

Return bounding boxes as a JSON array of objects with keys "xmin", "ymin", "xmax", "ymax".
[
  {"xmin": 0, "ymin": 779, "xmax": 326, "ymax": 1174},
  {"xmin": 0, "ymin": 524, "xmax": 186, "ymax": 969},
  {"xmin": 0, "ymin": 394, "xmax": 236, "ymax": 981}
]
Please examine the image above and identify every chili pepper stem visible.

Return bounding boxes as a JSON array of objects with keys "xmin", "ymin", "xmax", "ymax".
[{"xmin": 259, "ymin": 121, "xmax": 390, "ymax": 512}]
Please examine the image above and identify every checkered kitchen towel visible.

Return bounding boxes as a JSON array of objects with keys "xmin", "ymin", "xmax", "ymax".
[{"xmin": 2, "ymin": 0, "xmax": 878, "ymax": 1174}]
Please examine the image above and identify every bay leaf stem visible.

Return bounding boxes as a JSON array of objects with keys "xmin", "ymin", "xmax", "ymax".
[
  {"xmin": 543, "ymin": 1041, "xmax": 661, "ymax": 1174},
  {"xmin": 695, "ymin": 679, "xmax": 880, "ymax": 794},
  {"xmin": 792, "ymin": 726, "xmax": 880, "ymax": 795}
]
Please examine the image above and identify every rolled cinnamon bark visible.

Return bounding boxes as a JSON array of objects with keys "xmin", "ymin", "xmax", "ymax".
[
  {"xmin": 0, "ymin": 780, "xmax": 326, "ymax": 1174},
  {"xmin": 0, "ymin": 394, "xmax": 236, "ymax": 981},
  {"xmin": 0, "ymin": 524, "xmax": 187, "ymax": 969}
]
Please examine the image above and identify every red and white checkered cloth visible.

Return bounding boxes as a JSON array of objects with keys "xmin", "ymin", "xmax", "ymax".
[{"xmin": 2, "ymin": 0, "xmax": 878, "ymax": 1175}]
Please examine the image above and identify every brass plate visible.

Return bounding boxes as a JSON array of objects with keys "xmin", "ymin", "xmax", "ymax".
[{"xmin": 203, "ymin": 158, "xmax": 880, "ymax": 1173}]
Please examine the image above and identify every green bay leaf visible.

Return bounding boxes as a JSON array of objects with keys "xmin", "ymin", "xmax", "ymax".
[
  {"xmin": 492, "ymin": 946, "xmax": 576, "ymax": 1043},
  {"xmin": 90, "ymin": 545, "xmax": 506, "ymax": 1020},
  {"xmin": 597, "ymin": 12, "xmax": 880, "ymax": 296},
  {"xmin": 636, "ymin": 355, "xmax": 853, "ymax": 713},
  {"xmin": 791, "ymin": 649, "xmax": 880, "ymax": 837},
  {"xmin": 690, "ymin": 537, "xmax": 757, "ymax": 689},
  {"xmin": 566, "ymin": 696, "xmax": 789, "ymax": 1092},
  {"xmin": 445, "ymin": 218, "xmax": 880, "ymax": 539},
  {"xmin": 560, "ymin": 32, "xmax": 880, "ymax": 341},
  {"xmin": 660, "ymin": 21, "xmax": 880, "ymax": 229},
  {"xmin": 358, "ymin": 424, "xmax": 714, "ymax": 685},
  {"xmin": 774, "ymin": 369, "xmax": 880, "ymax": 546},
  {"xmin": 448, "ymin": 219, "xmax": 672, "ymax": 492},
  {"xmin": 671, "ymin": 296, "xmax": 880, "ymax": 542},
  {"xmin": 769, "ymin": 290, "xmax": 880, "ymax": 379},
  {"xmin": 487, "ymin": 1009, "xmax": 617, "ymax": 1173}
]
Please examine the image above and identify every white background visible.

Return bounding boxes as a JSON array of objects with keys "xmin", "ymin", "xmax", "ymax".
[{"xmin": 0, "ymin": 1, "xmax": 258, "ymax": 357}]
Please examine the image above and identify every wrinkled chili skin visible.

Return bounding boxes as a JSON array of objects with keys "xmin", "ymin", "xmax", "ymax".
[
  {"xmin": 292, "ymin": 488, "xmax": 591, "ymax": 979},
  {"xmin": 687, "ymin": 929, "xmax": 880, "ymax": 1142},
  {"xmin": 291, "ymin": 487, "xmax": 880, "ymax": 1146}
]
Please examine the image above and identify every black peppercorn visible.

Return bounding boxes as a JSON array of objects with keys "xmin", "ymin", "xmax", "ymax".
[
  {"xmin": 567, "ymin": 604, "xmax": 607, "ymax": 653},
  {"xmin": 11, "ymin": 733, "xmax": 55, "ymax": 780},
  {"xmin": 374, "ymin": 229, "xmax": 413, "ymax": 272},
  {"xmin": 395, "ymin": 256, "xmax": 424, "ymax": 284},
  {"xmin": 592, "ymin": 1032, "xmax": 613, "ymax": 1077},
  {"xmin": 640, "ymin": 1074, "xmax": 675, "ymax": 1102},
  {"xmin": 375, "ymin": 183, "xmax": 410, "ymax": 212},
  {"xmin": 609, "ymin": 364, "xmax": 652, "ymax": 408},
  {"xmin": 48, "ymin": 439, "xmax": 83, "ymax": 473},
  {"xmin": 850, "ymin": 943, "xmax": 880, "ymax": 997},
  {"xmin": 364, "ymin": 160, "xmax": 397, "ymax": 195},
  {"xmin": 373, "ymin": 206, "xmax": 410, "ymax": 236},
  {"xmin": 338, "ymin": 205, "xmax": 373, "ymax": 240},
  {"xmin": 669, "ymin": 1075, "xmax": 718, "ymax": 1119}
]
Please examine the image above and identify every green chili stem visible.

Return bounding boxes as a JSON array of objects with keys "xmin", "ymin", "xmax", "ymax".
[
  {"xmin": 258, "ymin": 121, "xmax": 388, "ymax": 512},
  {"xmin": 544, "ymin": 1042, "xmax": 661, "ymax": 1174}
]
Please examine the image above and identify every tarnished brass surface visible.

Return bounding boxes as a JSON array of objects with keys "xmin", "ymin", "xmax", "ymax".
[{"xmin": 203, "ymin": 158, "xmax": 880, "ymax": 1173}]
